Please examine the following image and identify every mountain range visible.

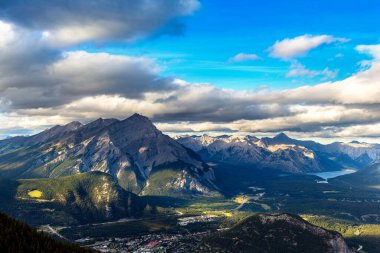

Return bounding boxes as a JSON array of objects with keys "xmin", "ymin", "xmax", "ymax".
[
  {"xmin": 0, "ymin": 114, "xmax": 378, "ymax": 252},
  {"xmin": 2, "ymin": 114, "xmax": 380, "ymax": 196},
  {"xmin": 0, "ymin": 114, "xmax": 217, "ymax": 197},
  {"xmin": 177, "ymin": 133, "xmax": 380, "ymax": 173}
]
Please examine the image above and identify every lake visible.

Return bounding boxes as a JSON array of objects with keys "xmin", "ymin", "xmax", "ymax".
[{"xmin": 308, "ymin": 169, "xmax": 357, "ymax": 182}]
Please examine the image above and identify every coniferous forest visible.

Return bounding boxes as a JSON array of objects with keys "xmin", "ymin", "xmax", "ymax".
[{"xmin": 0, "ymin": 212, "xmax": 96, "ymax": 253}]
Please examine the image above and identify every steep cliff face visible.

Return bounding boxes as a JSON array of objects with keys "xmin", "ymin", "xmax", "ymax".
[
  {"xmin": 0, "ymin": 114, "xmax": 218, "ymax": 196},
  {"xmin": 201, "ymin": 213, "xmax": 354, "ymax": 253}
]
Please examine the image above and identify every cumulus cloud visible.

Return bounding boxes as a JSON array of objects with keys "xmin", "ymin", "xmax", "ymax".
[
  {"xmin": 286, "ymin": 63, "xmax": 319, "ymax": 78},
  {"xmin": 1, "ymin": 11, "xmax": 380, "ymax": 141},
  {"xmin": 2, "ymin": 43, "xmax": 380, "ymax": 140},
  {"xmin": 269, "ymin": 34, "xmax": 349, "ymax": 60},
  {"xmin": 0, "ymin": 21, "xmax": 177, "ymax": 109},
  {"xmin": 286, "ymin": 62, "xmax": 338, "ymax": 79},
  {"xmin": 0, "ymin": 0, "xmax": 200, "ymax": 45},
  {"xmin": 279, "ymin": 51, "xmax": 380, "ymax": 106},
  {"xmin": 229, "ymin": 53, "xmax": 262, "ymax": 62},
  {"xmin": 356, "ymin": 44, "xmax": 380, "ymax": 59}
]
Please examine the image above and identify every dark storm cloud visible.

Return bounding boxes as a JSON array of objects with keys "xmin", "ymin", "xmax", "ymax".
[
  {"xmin": 0, "ymin": 50, "xmax": 179, "ymax": 108},
  {"xmin": 0, "ymin": 1, "xmax": 199, "ymax": 109},
  {"xmin": 152, "ymin": 103, "xmax": 292, "ymax": 122},
  {"xmin": 0, "ymin": 0, "xmax": 200, "ymax": 45}
]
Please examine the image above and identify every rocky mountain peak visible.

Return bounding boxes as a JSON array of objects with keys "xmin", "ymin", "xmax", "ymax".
[
  {"xmin": 274, "ymin": 132, "xmax": 291, "ymax": 141},
  {"xmin": 200, "ymin": 134, "xmax": 217, "ymax": 145},
  {"xmin": 82, "ymin": 118, "xmax": 119, "ymax": 130},
  {"xmin": 244, "ymin": 135, "xmax": 260, "ymax": 142},
  {"xmin": 30, "ymin": 121, "xmax": 83, "ymax": 143},
  {"xmin": 127, "ymin": 113, "xmax": 152, "ymax": 123},
  {"xmin": 108, "ymin": 114, "xmax": 160, "ymax": 142},
  {"xmin": 65, "ymin": 121, "xmax": 83, "ymax": 129},
  {"xmin": 114, "ymin": 114, "xmax": 158, "ymax": 133}
]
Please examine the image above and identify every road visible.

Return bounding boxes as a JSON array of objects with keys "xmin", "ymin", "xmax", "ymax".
[{"xmin": 44, "ymin": 225, "xmax": 68, "ymax": 240}]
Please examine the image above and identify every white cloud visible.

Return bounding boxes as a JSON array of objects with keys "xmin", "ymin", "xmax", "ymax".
[
  {"xmin": 286, "ymin": 63, "xmax": 319, "ymax": 77},
  {"xmin": 0, "ymin": 21, "xmax": 177, "ymax": 109},
  {"xmin": 1, "ymin": 18, "xmax": 380, "ymax": 141},
  {"xmin": 229, "ymin": 53, "xmax": 262, "ymax": 62},
  {"xmin": 356, "ymin": 44, "xmax": 380, "ymax": 59},
  {"xmin": 321, "ymin": 68, "xmax": 338, "ymax": 79},
  {"xmin": 2, "ymin": 45, "xmax": 380, "ymax": 139},
  {"xmin": 286, "ymin": 62, "xmax": 338, "ymax": 79},
  {"xmin": 269, "ymin": 34, "xmax": 349, "ymax": 60},
  {"xmin": 0, "ymin": 21, "xmax": 15, "ymax": 47}
]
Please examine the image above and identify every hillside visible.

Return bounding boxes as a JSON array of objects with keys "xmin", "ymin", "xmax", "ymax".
[
  {"xmin": 0, "ymin": 212, "xmax": 95, "ymax": 253},
  {"xmin": 18, "ymin": 172, "xmax": 145, "ymax": 222},
  {"xmin": 0, "ymin": 172, "xmax": 147, "ymax": 225},
  {"xmin": 332, "ymin": 162, "xmax": 380, "ymax": 189},
  {"xmin": 200, "ymin": 213, "xmax": 354, "ymax": 253},
  {"xmin": 0, "ymin": 114, "xmax": 218, "ymax": 196}
]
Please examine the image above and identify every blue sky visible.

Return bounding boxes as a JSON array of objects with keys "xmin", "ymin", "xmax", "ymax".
[
  {"xmin": 1, "ymin": 0, "xmax": 380, "ymax": 142},
  {"xmin": 82, "ymin": 0, "xmax": 380, "ymax": 90}
]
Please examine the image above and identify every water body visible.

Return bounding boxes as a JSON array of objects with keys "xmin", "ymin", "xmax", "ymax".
[{"xmin": 309, "ymin": 169, "xmax": 357, "ymax": 183}]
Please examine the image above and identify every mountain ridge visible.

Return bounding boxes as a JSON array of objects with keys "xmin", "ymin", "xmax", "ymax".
[
  {"xmin": 0, "ymin": 114, "xmax": 218, "ymax": 197},
  {"xmin": 177, "ymin": 133, "xmax": 380, "ymax": 173}
]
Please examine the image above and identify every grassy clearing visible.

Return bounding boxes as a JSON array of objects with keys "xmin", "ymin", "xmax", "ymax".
[
  {"xmin": 175, "ymin": 198, "xmax": 238, "ymax": 216},
  {"xmin": 234, "ymin": 196, "xmax": 246, "ymax": 204},
  {"xmin": 27, "ymin": 190, "xmax": 43, "ymax": 198}
]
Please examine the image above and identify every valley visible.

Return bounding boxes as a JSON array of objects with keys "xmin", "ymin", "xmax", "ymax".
[
  {"xmin": 1, "ymin": 1, "xmax": 379, "ymax": 252},
  {"xmin": 0, "ymin": 115, "xmax": 379, "ymax": 252},
  {"xmin": 30, "ymin": 169, "xmax": 380, "ymax": 252}
]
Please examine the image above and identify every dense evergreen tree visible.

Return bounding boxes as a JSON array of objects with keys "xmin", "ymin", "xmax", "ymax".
[{"xmin": 0, "ymin": 212, "xmax": 96, "ymax": 253}]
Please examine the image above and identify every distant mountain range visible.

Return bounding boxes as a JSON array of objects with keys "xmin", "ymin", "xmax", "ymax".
[{"xmin": 177, "ymin": 133, "xmax": 380, "ymax": 173}]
